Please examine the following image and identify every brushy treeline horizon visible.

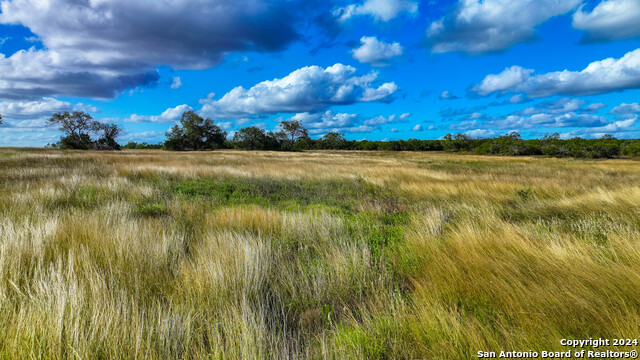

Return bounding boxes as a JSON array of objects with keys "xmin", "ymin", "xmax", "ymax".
[
  {"xmin": 39, "ymin": 109, "xmax": 640, "ymax": 158},
  {"xmin": 124, "ymin": 131, "xmax": 640, "ymax": 159},
  {"xmin": 1, "ymin": 149, "xmax": 640, "ymax": 359}
]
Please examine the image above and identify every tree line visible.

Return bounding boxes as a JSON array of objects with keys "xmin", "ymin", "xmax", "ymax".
[{"xmin": 2, "ymin": 110, "xmax": 638, "ymax": 158}]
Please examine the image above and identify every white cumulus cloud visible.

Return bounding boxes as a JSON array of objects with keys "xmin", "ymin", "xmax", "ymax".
[
  {"xmin": 573, "ymin": 0, "xmax": 640, "ymax": 42},
  {"xmin": 473, "ymin": 66, "xmax": 534, "ymax": 96},
  {"xmin": 427, "ymin": 0, "xmax": 581, "ymax": 54},
  {"xmin": 352, "ymin": 36, "xmax": 403, "ymax": 67},
  {"xmin": 0, "ymin": 97, "xmax": 71, "ymax": 119},
  {"xmin": 560, "ymin": 115, "xmax": 638, "ymax": 138},
  {"xmin": 291, "ymin": 111, "xmax": 359, "ymax": 134},
  {"xmin": 334, "ymin": 0, "xmax": 418, "ymax": 22},
  {"xmin": 290, "ymin": 110, "xmax": 409, "ymax": 135},
  {"xmin": 126, "ymin": 104, "xmax": 193, "ymax": 124},
  {"xmin": 610, "ymin": 102, "xmax": 640, "ymax": 115},
  {"xmin": 473, "ymin": 48, "xmax": 640, "ymax": 98},
  {"xmin": 199, "ymin": 64, "xmax": 398, "ymax": 119}
]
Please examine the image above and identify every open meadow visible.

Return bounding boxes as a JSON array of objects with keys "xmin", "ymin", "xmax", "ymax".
[{"xmin": 1, "ymin": 148, "xmax": 640, "ymax": 359}]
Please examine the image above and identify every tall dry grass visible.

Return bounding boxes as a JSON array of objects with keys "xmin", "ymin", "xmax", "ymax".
[{"xmin": 1, "ymin": 148, "xmax": 639, "ymax": 358}]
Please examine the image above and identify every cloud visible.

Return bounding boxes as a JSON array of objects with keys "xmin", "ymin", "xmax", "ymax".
[
  {"xmin": 334, "ymin": 0, "xmax": 418, "ymax": 22},
  {"xmin": 465, "ymin": 129, "xmax": 497, "ymax": 138},
  {"xmin": 0, "ymin": 0, "xmax": 303, "ymax": 98},
  {"xmin": 473, "ymin": 66, "xmax": 534, "ymax": 96},
  {"xmin": 426, "ymin": 0, "xmax": 580, "ymax": 54},
  {"xmin": 399, "ymin": 113, "xmax": 411, "ymax": 121},
  {"xmin": 170, "ymin": 77, "xmax": 183, "ymax": 90},
  {"xmin": 121, "ymin": 130, "xmax": 166, "ymax": 143},
  {"xmin": 365, "ymin": 115, "xmax": 398, "ymax": 126},
  {"xmin": 473, "ymin": 49, "xmax": 640, "ymax": 98},
  {"xmin": 0, "ymin": 48, "xmax": 160, "ymax": 99},
  {"xmin": 235, "ymin": 118, "xmax": 252, "ymax": 126},
  {"xmin": 439, "ymin": 90, "xmax": 459, "ymax": 100},
  {"xmin": 290, "ymin": 110, "xmax": 409, "ymax": 135},
  {"xmin": 348, "ymin": 125, "xmax": 377, "ymax": 133},
  {"xmin": 447, "ymin": 98, "xmax": 614, "ymax": 133},
  {"xmin": 573, "ymin": 0, "xmax": 640, "ymax": 42},
  {"xmin": 360, "ymin": 82, "xmax": 399, "ymax": 102},
  {"xmin": 468, "ymin": 112, "xmax": 486, "ymax": 120},
  {"xmin": 518, "ymin": 98, "xmax": 586, "ymax": 116},
  {"xmin": 582, "ymin": 103, "xmax": 606, "ymax": 113},
  {"xmin": 610, "ymin": 102, "xmax": 640, "ymax": 115},
  {"xmin": 0, "ymin": 128, "xmax": 59, "ymax": 146},
  {"xmin": 199, "ymin": 92, "xmax": 216, "ymax": 105},
  {"xmin": 218, "ymin": 121, "xmax": 234, "ymax": 131},
  {"xmin": 0, "ymin": 97, "xmax": 71, "ymax": 119},
  {"xmin": 411, "ymin": 124, "xmax": 423, "ymax": 131},
  {"xmin": 352, "ymin": 36, "xmax": 403, "ymax": 67},
  {"xmin": 199, "ymin": 64, "xmax": 398, "ymax": 119},
  {"xmin": 453, "ymin": 112, "xmax": 610, "ymax": 132},
  {"xmin": 509, "ymin": 94, "xmax": 527, "ymax": 103},
  {"xmin": 559, "ymin": 115, "xmax": 638, "ymax": 138},
  {"xmin": 292, "ymin": 111, "xmax": 358, "ymax": 133},
  {"xmin": 390, "ymin": 128, "xmax": 399, "ymax": 133},
  {"xmin": 126, "ymin": 104, "xmax": 192, "ymax": 123},
  {"xmin": 364, "ymin": 112, "xmax": 410, "ymax": 125},
  {"xmin": 73, "ymin": 103, "xmax": 100, "ymax": 113}
]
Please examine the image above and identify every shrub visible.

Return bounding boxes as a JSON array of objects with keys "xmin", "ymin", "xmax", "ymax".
[{"xmin": 134, "ymin": 203, "xmax": 168, "ymax": 217}]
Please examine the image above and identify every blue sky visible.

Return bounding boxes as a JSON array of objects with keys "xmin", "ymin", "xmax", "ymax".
[{"xmin": 1, "ymin": 0, "xmax": 640, "ymax": 146}]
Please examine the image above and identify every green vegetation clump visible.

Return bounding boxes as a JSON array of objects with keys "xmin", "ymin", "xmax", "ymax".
[
  {"xmin": 134, "ymin": 202, "xmax": 168, "ymax": 217},
  {"xmin": 172, "ymin": 177, "xmax": 377, "ymax": 210},
  {"xmin": 122, "ymin": 141, "xmax": 165, "ymax": 150}
]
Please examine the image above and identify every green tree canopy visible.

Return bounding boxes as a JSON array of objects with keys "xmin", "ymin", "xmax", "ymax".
[
  {"xmin": 47, "ymin": 111, "xmax": 123, "ymax": 150},
  {"xmin": 48, "ymin": 111, "xmax": 96, "ymax": 137},
  {"xmin": 165, "ymin": 111, "xmax": 227, "ymax": 151},
  {"xmin": 233, "ymin": 126, "xmax": 267, "ymax": 150},
  {"xmin": 94, "ymin": 123, "xmax": 124, "ymax": 150},
  {"xmin": 320, "ymin": 132, "xmax": 347, "ymax": 149},
  {"xmin": 279, "ymin": 120, "xmax": 308, "ymax": 150}
]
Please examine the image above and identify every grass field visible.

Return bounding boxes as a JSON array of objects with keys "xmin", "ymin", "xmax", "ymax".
[{"xmin": 1, "ymin": 148, "xmax": 640, "ymax": 359}]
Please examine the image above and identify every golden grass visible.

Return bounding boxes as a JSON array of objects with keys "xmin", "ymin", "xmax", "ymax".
[{"xmin": 1, "ymin": 148, "xmax": 640, "ymax": 359}]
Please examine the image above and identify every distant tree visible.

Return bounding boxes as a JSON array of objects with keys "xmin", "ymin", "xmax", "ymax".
[
  {"xmin": 321, "ymin": 132, "xmax": 347, "ymax": 149},
  {"xmin": 233, "ymin": 126, "xmax": 267, "ymax": 150},
  {"xmin": 0, "ymin": 113, "xmax": 3, "ymax": 125},
  {"xmin": 48, "ymin": 111, "xmax": 95, "ymax": 137},
  {"xmin": 48, "ymin": 111, "xmax": 97, "ymax": 149},
  {"xmin": 279, "ymin": 120, "xmax": 308, "ymax": 150},
  {"xmin": 541, "ymin": 133, "xmax": 569, "ymax": 157},
  {"xmin": 266, "ymin": 131, "xmax": 288, "ymax": 150},
  {"xmin": 590, "ymin": 134, "xmax": 620, "ymax": 158},
  {"xmin": 293, "ymin": 135, "xmax": 313, "ymax": 150},
  {"xmin": 443, "ymin": 133, "xmax": 473, "ymax": 152},
  {"xmin": 47, "ymin": 111, "xmax": 123, "ymax": 150},
  {"xmin": 94, "ymin": 123, "xmax": 124, "ymax": 150},
  {"xmin": 165, "ymin": 110, "xmax": 226, "ymax": 151}
]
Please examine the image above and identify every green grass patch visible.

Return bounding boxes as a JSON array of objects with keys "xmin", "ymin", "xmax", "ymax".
[
  {"xmin": 171, "ymin": 177, "xmax": 374, "ymax": 210},
  {"xmin": 45, "ymin": 185, "xmax": 110, "ymax": 210},
  {"xmin": 134, "ymin": 202, "xmax": 168, "ymax": 218}
]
